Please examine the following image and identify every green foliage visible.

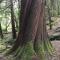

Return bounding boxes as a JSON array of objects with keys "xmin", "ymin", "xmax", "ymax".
[{"xmin": 0, "ymin": 0, "xmax": 19, "ymax": 33}]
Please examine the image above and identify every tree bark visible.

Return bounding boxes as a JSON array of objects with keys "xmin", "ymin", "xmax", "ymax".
[
  {"xmin": 7, "ymin": 0, "xmax": 53, "ymax": 60},
  {"xmin": 0, "ymin": 22, "xmax": 3, "ymax": 39},
  {"xmin": 48, "ymin": 7, "xmax": 52, "ymax": 30},
  {"xmin": 10, "ymin": 0, "xmax": 16, "ymax": 39}
]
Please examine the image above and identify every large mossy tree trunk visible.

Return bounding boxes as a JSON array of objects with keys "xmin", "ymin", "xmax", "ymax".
[
  {"xmin": 7, "ymin": 0, "xmax": 53, "ymax": 60},
  {"xmin": 34, "ymin": 1, "xmax": 53, "ymax": 59}
]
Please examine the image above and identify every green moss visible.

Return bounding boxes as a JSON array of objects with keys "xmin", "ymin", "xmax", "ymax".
[
  {"xmin": 6, "ymin": 40, "xmax": 54, "ymax": 60},
  {"xmin": 14, "ymin": 41, "xmax": 35, "ymax": 60},
  {"xmin": 34, "ymin": 40, "xmax": 54, "ymax": 60}
]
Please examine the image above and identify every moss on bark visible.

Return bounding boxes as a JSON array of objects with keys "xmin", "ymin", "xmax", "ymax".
[
  {"xmin": 13, "ymin": 41, "xmax": 35, "ymax": 60},
  {"xmin": 34, "ymin": 40, "xmax": 54, "ymax": 60}
]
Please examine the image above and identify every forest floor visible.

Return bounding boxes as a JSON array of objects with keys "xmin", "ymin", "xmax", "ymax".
[
  {"xmin": 0, "ymin": 17, "xmax": 60, "ymax": 60},
  {"xmin": 0, "ymin": 53, "xmax": 6, "ymax": 60},
  {"xmin": 0, "ymin": 41, "xmax": 60, "ymax": 60},
  {"xmin": 47, "ymin": 17, "xmax": 60, "ymax": 37},
  {"xmin": 51, "ymin": 40, "xmax": 60, "ymax": 60},
  {"xmin": 47, "ymin": 17, "xmax": 60, "ymax": 60}
]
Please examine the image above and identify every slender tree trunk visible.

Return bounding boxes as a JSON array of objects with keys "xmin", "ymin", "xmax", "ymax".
[
  {"xmin": 10, "ymin": 0, "xmax": 16, "ymax": 39},
  {"xmin": 50, "ymin": 0, "xmax": 54, "ymax": 17},
  {"xmin": 5, "ymin": 12, "xmax": 8, "ymax": 33},
  {"xmin": 0, "ymin": 23, "xmax": 3, "ymax": 39},
  {"xmin": 48, "ymin": 7, "xmax": 52, "ymax": 30},
  {"xmin": 57, "ymin": 5, "xmax": 60, "ymax": 15},
  {"xmin": 14, "ymin": 17, "xmax": 19, "ymax": 31}
]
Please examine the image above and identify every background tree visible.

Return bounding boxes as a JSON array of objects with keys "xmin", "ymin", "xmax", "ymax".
[
  {"xmin": 0, "ymin": 22, "xmax": 3, "ymax": 39},
  {"xmin": 10, "ymin": 0, "xmax": 16, "ymax": 39}
]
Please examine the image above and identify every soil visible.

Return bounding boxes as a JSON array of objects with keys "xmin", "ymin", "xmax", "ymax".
[{"xmin": 0, "ymin": 41, "xmax": 60, "ymax": 60}]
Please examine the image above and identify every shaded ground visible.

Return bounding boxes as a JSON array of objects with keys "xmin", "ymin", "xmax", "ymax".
[
  {"xmin": 51, "ymin": 41, "xmax": 60, "ymax": 60},
  {"xmin": 0, "ymin": 41, "xmax": 60, "ymax": 60},
  {"xmin": 48, "ymin": 17, "xmax": 60, "ymax": 40},
  {"xmin": 0, "ymin": 53, "xmax": 6, "ymax": 60},
  {"xmin": 47, "ymin": 17, "xmax": 60, "ymax": 60}
]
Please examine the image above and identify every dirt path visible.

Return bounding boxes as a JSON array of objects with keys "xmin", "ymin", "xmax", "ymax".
[
  {"xmin": 0, "ymin": 54, "xmax": 6, "ymax": 60},
  {"xmin": 51, "ymin": 40, "xmax": 60, "ymax": 60}
]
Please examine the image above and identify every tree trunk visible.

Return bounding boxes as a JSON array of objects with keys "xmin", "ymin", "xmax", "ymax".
[
  {"xmin": 7, "ymin": 0, "xmax": 53, "ymax": 60},
  {"xmin": 48, "ymin": 7, "xmax": 52, "ymax": 30},
  {"xmin": 10, "ymin": 0, "xmax": 16, "ymax": 39},
  {"xmin": 0, "ymin": 23, "xmax": 3, "ymax": 39}
]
